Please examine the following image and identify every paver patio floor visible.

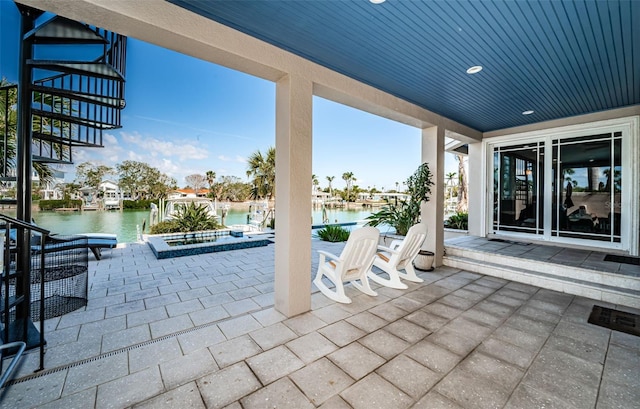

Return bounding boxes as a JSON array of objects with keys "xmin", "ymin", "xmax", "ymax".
[{"xmin": 1, "ymin": 239, "xmax": 638, "ymax": 408}]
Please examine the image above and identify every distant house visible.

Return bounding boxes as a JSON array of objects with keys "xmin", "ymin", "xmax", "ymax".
[
  {"xmin": 36, "ymin": 169, "xmax": 65, "ymax": 200},
  {"xmin": 356, "ymin": 192, "xmax": 409, "ymax": 202},
  {"xmin": 98, "ymin": 180, "xmax": 122, "ymax": 209},
  {"xmin": 168, "ymin": 188, "xmax": 210, "ymax": 199}
]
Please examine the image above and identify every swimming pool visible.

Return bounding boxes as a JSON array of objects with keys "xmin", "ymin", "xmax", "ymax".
[{"xmin": 147, "ymin": 230, "xmax": 273, "ymax": 259}]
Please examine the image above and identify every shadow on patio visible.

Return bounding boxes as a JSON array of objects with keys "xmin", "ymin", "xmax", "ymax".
[{"xmin": 1, "ymin": 240, "xmax": 638, "ymax": 408}]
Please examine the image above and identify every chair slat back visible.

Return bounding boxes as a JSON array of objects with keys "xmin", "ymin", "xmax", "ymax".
[
  {"xmin": 395, "ymin": 223, "xmax": 427, "ymax": 264},
  {"xmin": 338, "ymin": 226, "xmax": 379, "ymax": 281}
]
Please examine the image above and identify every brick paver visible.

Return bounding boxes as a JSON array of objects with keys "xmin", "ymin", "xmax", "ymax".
[{"xmin": 1, "ymin": 240, "xmax": 638, "ymax": 409}]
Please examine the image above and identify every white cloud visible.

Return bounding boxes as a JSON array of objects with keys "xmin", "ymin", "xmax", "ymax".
[
  {"xmin": 218, "ymin": 154, "xmax": 246, "ymax": 163},
  {"xmin": 127, "ymin": 150, "xmax": 144, "ymax": 161},
  {"xmin": 120, "ymin": 131, "xmax": 207, "ymax": 161},
  {"xmin": 103, "ymin": 133, "xmax": 120, "ymax": 147},
  {"xmin": 63, "ymin": 130, "xmax": 255, "ymax": 185}
]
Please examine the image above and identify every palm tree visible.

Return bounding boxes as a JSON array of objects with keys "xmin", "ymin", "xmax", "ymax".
[
  {"xmin": 326, "ymin": 176, "xmax": 335, "ymax": 197},
  {"xmin": 455, "ymin": 154, "xmax": 468, "ymax": 212},
  {"xmin": 446, "ymin": 172, "xmax": 457, "ymax": 200},
  {"xmin": 342, "ymin": 171, "xmax": 355, "ymax": 204},
  {"xmin": 0, "ymin": 79, "xmax": 54, "ymax": 187},
  {"xmin": 312, "ymin": 174, "xmax": 319, "ymax": 193},
  {"xmin": 205, "ymin": 170, "xmax": 216, "ymax": 198},
  {"xmin": 246, "ymin": 146, "xmax": 276, "ymax": 200}
]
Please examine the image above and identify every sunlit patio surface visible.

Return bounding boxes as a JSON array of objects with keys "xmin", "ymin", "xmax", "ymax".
[{"xmin": 1, "ymin": 239, "xmax": 639, "ymax": 408}]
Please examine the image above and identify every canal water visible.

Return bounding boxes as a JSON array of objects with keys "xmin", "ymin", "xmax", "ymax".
[{"xmin": 1, "ymin": 206, "xmax": 375, "ymax": 243}]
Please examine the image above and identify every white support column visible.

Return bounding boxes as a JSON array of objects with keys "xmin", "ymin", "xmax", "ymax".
[
  {"xmin": 467, "ymin": 141, "xmax": 485, "ymax": 236},
  {"xmin": 274, "ymin": 74, "xmax": 313, "ymax": 317},
  {"xmin": 421, "ymin": 126, "xmax": 445, "ymax": 266}
]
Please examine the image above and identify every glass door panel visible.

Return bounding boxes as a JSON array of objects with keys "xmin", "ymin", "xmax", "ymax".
[
  {"xmin": 551, "ymin": 133, "xmax": 621, "ymax": 242},
  {"xmin": 492, "ymin": 142, "xmax": 544, "ymax": 235}
]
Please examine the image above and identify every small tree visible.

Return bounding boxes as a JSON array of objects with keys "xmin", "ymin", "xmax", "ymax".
[
  {"xmin": 75, "ymin": 162, "xmax": 114, "ymax": 190},
  {"xmin": 366, "ymin": 163, "xmax": 433, "ymax": 235},
  {"xmin": 185, "ymin": 174, "xmax": 207, "ymax": 196}
]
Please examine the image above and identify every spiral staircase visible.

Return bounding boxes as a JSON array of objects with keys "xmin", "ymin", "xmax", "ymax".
[{"xmin": 0, "ymin": 6, "xmax": 127, "ymax": 374}]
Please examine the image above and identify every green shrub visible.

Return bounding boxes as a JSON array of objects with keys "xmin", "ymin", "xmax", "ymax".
[
  {"xmin": 122, "ymin": 199, "xmax": 157, "ymax": 209},
  {"xmin": 38, "ymin": 199, "xmax": 82, "ymax": 211},
  {"xmin": 149, "ymin": 202, "xmax": 222, "ymax": 234},
  {"xmin": 315, "ymin": 225, "xmax": 351, "ymax": 242},
  {"xmin": 174, "ymin": 202, "xmax": 221, "ymax": 232},
  {"xmin": 149, "ymin": 220, "xmax": 181, "ymax": 234},
  {"xmin": 445, "ymin": 211, "xmax": 468, "ymax": 230}
]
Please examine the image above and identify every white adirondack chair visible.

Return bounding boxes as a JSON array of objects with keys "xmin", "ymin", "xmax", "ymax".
[
  {"xmin": 313, "ymin": 226, "xmax": 380, "ymax": 304},
  {"xmin": 368, "ymin": 223, "xmax": 427, "ymax": 289}
]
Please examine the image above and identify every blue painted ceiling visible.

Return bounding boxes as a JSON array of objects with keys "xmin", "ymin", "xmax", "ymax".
[{"xmin": 167, "ymin": 0, "xmax": 639, "ymax": 133}]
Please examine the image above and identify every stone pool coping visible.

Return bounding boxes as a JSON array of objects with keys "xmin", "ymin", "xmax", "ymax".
[{"xmin": 146, "ymin": 229, "xmax": 273, "ymax": 259}]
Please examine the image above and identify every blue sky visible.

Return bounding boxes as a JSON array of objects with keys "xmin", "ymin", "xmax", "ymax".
[{"xmin": 1, "ymin": 1, "xmax": 456, "ymax": 191}]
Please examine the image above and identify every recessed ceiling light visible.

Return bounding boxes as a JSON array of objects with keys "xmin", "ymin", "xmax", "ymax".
[
  {"xmin": 522, "ymin": 110, "xmax": 534, "ymax": 115},
  {"xmin": 466, "ymin": 66, "xmax": 483, "ymax": 74},
  {"xmin": 370, "ymin": 0, "xmax": 386, "ymax": 4}
]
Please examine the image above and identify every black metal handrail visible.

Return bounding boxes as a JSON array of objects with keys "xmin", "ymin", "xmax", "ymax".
[
  {"xmin": 0, "ymin": 214, "xmax": 49, "ymax": 235},
  {"xmin": 0, "ymin": 341, "xmax": 26, "ymax": 388},
  {"xmin": 0, "ymin": 213, "xmax": 48, "ymax": 372}
]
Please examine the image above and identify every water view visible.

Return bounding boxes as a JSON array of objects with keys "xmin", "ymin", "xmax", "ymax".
[{"xmin": 1, "ymin": 206, "xmax": 375, "ymax": 243}]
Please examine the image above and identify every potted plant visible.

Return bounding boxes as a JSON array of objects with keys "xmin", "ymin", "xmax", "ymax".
[{"xmin": 365, "ymin": 163, "xmax": 435, "ymax": 270}]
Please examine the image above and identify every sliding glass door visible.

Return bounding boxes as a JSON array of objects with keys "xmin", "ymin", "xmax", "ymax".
[{"xmin": 491, "ymin": 131, "xmax": 623, "ymax": 246}]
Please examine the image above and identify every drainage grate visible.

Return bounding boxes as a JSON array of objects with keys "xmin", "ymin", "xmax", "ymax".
[
  {"xmin": 603, "ymin": 254, "xmax": 640, "ymax": 266},
  {"xmin": 3, "ymin": 304, "xmax": 272, "ymax": 387},
  {"xmin": 588, "ymin": 305, "xmax": 639, "ymax": 337}
]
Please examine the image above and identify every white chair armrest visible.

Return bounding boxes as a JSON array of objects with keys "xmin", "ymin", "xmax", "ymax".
[
  {"xmin": 388, "ymin": 240, "xmax": 403, "ymax": 250},
  {"xmin": 376, "ymin": 245, "xmax": 400, "ymax": 256},
  {"xmin": 318, "ymin": 250, "xmax": 340, "ymax": 264}
]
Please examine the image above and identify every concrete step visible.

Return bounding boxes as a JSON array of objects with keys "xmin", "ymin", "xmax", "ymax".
[
  {"xmin": 444, "ymin": 244, "xmax": 639, "ymax": 291},
  {"xmin": 443, "ymin": 250, "xmax": 640, "ymax": 309}
]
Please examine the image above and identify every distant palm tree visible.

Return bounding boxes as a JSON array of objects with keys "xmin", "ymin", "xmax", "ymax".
[
  {"xmin": 326, "ymin": 176, "xmax": 335, "ymax": 196},
  {"xmin": 246, "ymin": 146, "xmax": 276, "ymax": 200},
  {"xmin": 205, "ymin": 170, "xmax": 216, "ymax": 198},
  {"xmin": 206, "ymin": 170, "xmax": 216, "ymax": 189},
  {"xmin": 342, "ymin": 171, "xmax": 355, "ymax": 204},
  {"xmin": 312, "ymin": 174, "xmax": 319, "ymax": 193},
  {"xmin": 446, "ymin": 172, "xmax": 457, "ymax": 200},
  {"xmin": 455, "ymin": 155, "xmax": 468, "ymax": 212}
]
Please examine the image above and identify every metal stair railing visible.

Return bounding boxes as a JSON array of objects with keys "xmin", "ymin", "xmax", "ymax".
[
  {"xmin": 0, "ymin": 341, "xmax": 26, "ymax": 388},
  {"xmin": 23, "ymin": 14, "xmax": 127, "ymax": 164},
  {"xmin": 0, "ymin": 214, "xmax": 49, "ymax": 372}
]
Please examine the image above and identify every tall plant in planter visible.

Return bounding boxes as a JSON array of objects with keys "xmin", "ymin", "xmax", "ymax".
[{"xmin": 366, "ymin": 163, "xmax": 434, "ymax": 235}]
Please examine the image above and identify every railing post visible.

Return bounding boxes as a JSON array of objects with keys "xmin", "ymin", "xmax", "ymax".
[{"xmin": 15, "ymin": 6, "xmax": 36, "ymax": 323}]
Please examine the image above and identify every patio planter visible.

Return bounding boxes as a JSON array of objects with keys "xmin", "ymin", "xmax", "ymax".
[
  {"xmin": 381, "ymin": 234, "xmax": 435, "ymax": 272},
  {"xmin": 414, "ymin": 250, "xmax": 435, "ymax": 271}
]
